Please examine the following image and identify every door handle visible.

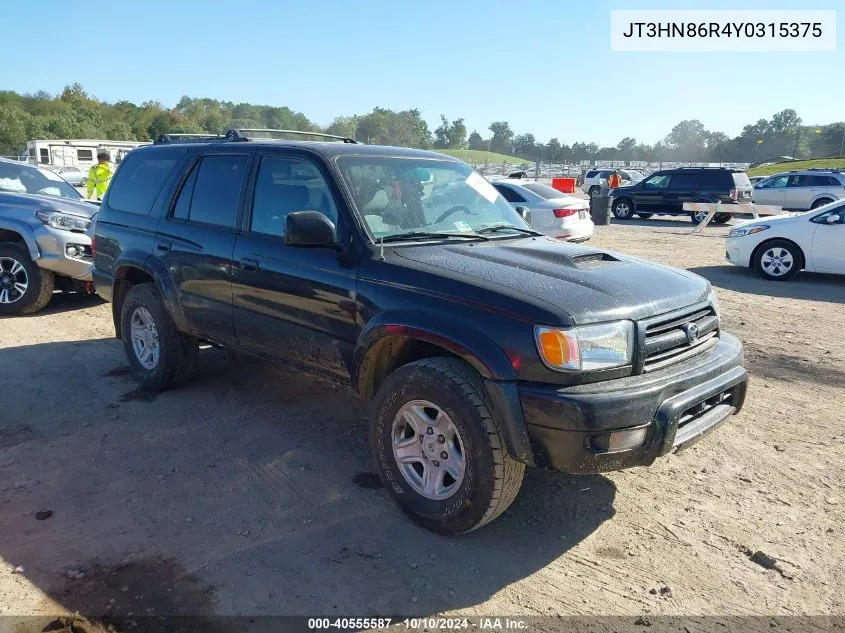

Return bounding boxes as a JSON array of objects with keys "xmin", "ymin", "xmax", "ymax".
[
  {"xmin": 155, "ymin": 239, "xmax": 171, "ymax": 252},
  {"xmin": 240, "ymin": 258, "xmax": 259, "ymax": 272}
]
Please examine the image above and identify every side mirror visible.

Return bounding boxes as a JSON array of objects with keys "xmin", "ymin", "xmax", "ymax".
[
  {"xmin": 826, "ymin": 214, "xmax": 841, "ymax": 224},
  {"xmin": 515, "ymin": 206, "xmax": 529, "ymax": 219},
  {"xmin": 285, "ymin": 211, "xmax": 337, "ymax": 248}
]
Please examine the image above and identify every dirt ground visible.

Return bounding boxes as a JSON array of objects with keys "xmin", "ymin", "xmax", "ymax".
[{"xmin": 0, "ymin": 217, "xmax": 843, "ymax": 632}]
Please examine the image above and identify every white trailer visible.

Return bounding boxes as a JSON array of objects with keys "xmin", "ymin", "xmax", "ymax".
[{"xmin": 26, "ymin": 139, "xmax": 151, "ymax": 169}]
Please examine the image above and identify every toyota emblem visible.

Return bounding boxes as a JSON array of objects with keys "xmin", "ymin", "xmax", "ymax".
[{"xmin": 682, "ymin": 322, "xmax": 699, "ymax": 344}]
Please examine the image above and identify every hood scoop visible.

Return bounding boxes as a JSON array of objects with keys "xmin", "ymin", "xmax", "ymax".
[{"xmin": 569, "ymin": 252, "xmax": 619, "ymax": 269}]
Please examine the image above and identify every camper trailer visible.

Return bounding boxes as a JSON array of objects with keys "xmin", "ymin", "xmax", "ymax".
[{"xmin": 25, "ymin": 139, "xmax": 151, "ymax": 170}]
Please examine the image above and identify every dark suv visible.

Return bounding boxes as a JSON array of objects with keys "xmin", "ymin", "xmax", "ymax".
[
  {"xmin": 609, "ymin": 167, "xmax": 754, "ymax": 224},
  {"xmin": 92, "ymin": 130, "xmax": 747, "ymax": 534}
]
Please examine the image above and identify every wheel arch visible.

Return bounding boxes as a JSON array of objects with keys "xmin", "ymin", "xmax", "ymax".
[
  {"xmin": 0, "ymin": 221, "xmax": 39, "ymax": 261},
  {"xmin": 111, "ymin": 258, "xmax": 187, "ymax": 339},
  {"xmin": 751, "ymin": 237, "xmax": 806, "ymax": 271}
]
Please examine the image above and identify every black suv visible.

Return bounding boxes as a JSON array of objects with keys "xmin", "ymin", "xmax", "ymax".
[
  {"xmin": 92, "ymin": 130, "xmax": 747, "ymax": 534},
  {"xmin": 609, "ymin": 167, "xmax": 754, "ymax": 224}
]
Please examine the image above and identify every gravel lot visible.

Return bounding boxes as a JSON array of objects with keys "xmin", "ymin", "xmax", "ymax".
[{"xmin": 0, "ymin": 217, "xmax": 842, "ymax": 631}]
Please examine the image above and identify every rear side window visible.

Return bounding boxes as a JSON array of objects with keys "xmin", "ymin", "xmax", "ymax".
[
  {"xmin": 669, "ymin": 173, "xmax": 699, "ymax": 190},
  {"xmin": 493, "ymin": 184, "xmax": 526, "ymax": 203},
  {"xmin": 108, "ymin": 148, "xmax": 186, "ymax": 214},
  {"xmin": 697, "ymin": 171, "xmax": 730, "ymax": 190},
  {"xmin": 171, "ymin": 154, "xmax": 248, "ymax": 228},
  {"xmin": 801, "ymin": 174, "xmax": 841, "ymax": 187},
  {"xmin": 585, "ymin": 170, "xmax": 599, "ymax": 178}
]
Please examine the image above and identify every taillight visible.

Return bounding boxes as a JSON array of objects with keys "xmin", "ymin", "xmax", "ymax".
[
  {"xmin": 91, "ymin": 236, "xmax": 97, "ymax": 258},
  {"xmin": 729, "ymin": 188, "xmax": 738, "ymax": 201},
  {"xmin": 553, "ymin": 208, "xmax": 579, "ymax": 218}
]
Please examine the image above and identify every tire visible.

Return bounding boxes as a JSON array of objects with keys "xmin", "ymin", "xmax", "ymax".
[
  {"xmin": 120, "ymin": 283, "xmax": 198, "ymax": 391},
  {"xmin": 690, "ymin": 209, "xmax": 710, "ymax": 225},
  {"xmin": 79, "ymin": 177, "xmax": 87, "ymax": 187},
  {"xmin": 371, "ymin": 357, "xmax": 525, "ymax": 535},
  {"xmin": 636, "ymin": 212, "xmax": 654, "ymax": 219},
  {"xmin": 712, "ymin": 213, "xmax": 732, "ymax": 224},
  {"xmin": 811, "ymin": 198, "xmax": 834, "ymax": 209},
  {"xmin": 0, "ymin": 242, "xmax": 54, "ymax": 315},
  {"xmin": 752, "ymin": 239, "xmax": 803, "ymax": 281},
  {"xmin": 612, "ymin": 198, "xmax": 635, "ymax": 219},
  {"xmin": 589, "ymin": 186, "xmax": 601, "ymax": 198}
]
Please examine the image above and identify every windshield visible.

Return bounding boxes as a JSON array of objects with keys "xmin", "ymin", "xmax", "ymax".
[
  {"xmin": 522, "ymin": 182, "xmax": 569, "ymax": 200},
  {"xmin": 0, "ymin": 162, "xmax": 82, "ymax": 199},
  {"xmin": 336, "ymin": 157, "xmax": 528, "ymax": 239}
]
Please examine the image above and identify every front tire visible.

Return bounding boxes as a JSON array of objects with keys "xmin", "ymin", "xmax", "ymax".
[
  {"xmin": 0, "ymin": 242, "xmax": 54, "ymax": 315},
  {"xmin": 752, "ymin": 240, "xmax": 802, "ymax": 281},
  {"xmin": 120, "ymin": 283, "xmax": 199, "ymax": 391},
  {"xmin": 612, "ymin": 198, "xmax": 635, "ymax": 219},
  {"xmin": 371, "ymin": 357, "xmax": 524, "ymax": 535}
]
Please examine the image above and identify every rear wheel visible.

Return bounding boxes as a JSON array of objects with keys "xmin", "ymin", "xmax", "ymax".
[
  {"xmin": 589, "ymin": 186, "xmax": 601, "ymax": 198},
  {"xmin": 371, "ymin": 357, "xmax": 524, "ymax": 535},
  {"xmin": 752, "ymin": 240, "xmax": 802, "ymax": 281},
  {"xmin": 0, "ymin": 243, "xmax": 54, "ymax": 315},
  {"xmin": 690, "ymin": 209, "xmax": 710, "ymax": 225},
  {"xmin": 712, "ymin": 213, "xmax": 732, "ymax": 224},
  {"xmin": 811, "ymin": 198, "xmax": 834, "ymax": 209},
  {"xmin": 120, "ymin": 283, "xmax": 199, "ymax": 391},
  {"xmin": 636, "ymin": 212, "xmax": 654, "ymax": 219},
  {"xmin": 612, "ymin": 198, "xmax": 635, "ymax": 219}
]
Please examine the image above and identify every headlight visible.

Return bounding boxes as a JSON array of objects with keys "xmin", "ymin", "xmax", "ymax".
[
  {"xmin": 728, "ymin": 224, "xmax": 769, "ymax": 238},
  {"xmin": 535, "ymin": 321, "xmax": 634, "ymax": 372},
  {"xmin": 36, "ymin": 210, "xmax": 91, "ymax": 232}
]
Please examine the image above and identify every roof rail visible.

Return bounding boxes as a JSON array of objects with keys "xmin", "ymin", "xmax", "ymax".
[
  {"xmin": 676, "ymin": 166, "xmax": 731, "ymax": 170},
  {"xmin": 224, "ymin": 128, "xmax": 359, "ymax": 144},
  {"xmin": 154, "ymin": 133, "xmax": 227, "ymax": 145},
  {"xmin": 806, "ymin": 167, "xmax": 842, "ymax": 172}
]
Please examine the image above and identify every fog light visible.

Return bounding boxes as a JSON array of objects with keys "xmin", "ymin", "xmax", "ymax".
[
  {"xmin": 66, "ymin": 246, "xmax": 79, "ymax": 257},
  {"xmin": 608, "ymin": 428, "xmax": 648, "ymax": 452}
]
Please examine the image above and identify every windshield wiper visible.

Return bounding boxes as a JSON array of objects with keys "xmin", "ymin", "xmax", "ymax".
[
  {"xmin": 476, "ymin": 224, "xmax": 543, "ymax": 236},
  {"xmin": 380, "ymin": 231, "xmax": 489, "ymax": 243}
]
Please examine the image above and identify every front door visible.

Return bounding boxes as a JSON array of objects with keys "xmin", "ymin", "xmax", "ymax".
[
  {"xmin": 231, "ymin": 151, "xmax": 359, "ymax": 384},
  {"xmin": 811, "ymin": 205, "xmax": 845, "ymax": 273},
  {"xmin": 752, "ymin": 174, "xmax": 788, "ymax": 209},
  {"xmin": 155, "ymin": 151, "xmax": 252, "ymax": 344},
  {"xmin": 634, "ymin": 172, "xmax": 671, "ymax": 212}
]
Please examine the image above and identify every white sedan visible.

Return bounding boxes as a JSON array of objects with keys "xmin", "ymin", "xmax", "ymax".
[
  {"xmin": 491, "ymin": 179, "xmax": 593, "ymax": 241},
  {"xmin": 725, "ymin": 200, "xmax": 845, "ymax": 280}
]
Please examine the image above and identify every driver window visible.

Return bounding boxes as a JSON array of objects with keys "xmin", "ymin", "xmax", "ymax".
[
  {"xmin": 643, "ymin": 174, "xmax": 670, "ymax": 188},
  {"xmin": 759, "ymin": 175, "xmax": 788, "ymax": 189},
  {"xmin": 250, "ymin": 155, "xmax": 338, "ymax": 237}
]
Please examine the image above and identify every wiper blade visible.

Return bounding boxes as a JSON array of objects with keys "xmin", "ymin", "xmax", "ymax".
[
  {"xmin": 380, "ymin": 231, "xmax": 489, "ymax": 243},
  {"xmin": 476, "ymin": 224, "xmax": 543, "ymax": 236}
]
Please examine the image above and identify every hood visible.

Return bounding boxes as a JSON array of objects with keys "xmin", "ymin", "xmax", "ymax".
[
  {"xmin": 733, "ymin": 211, "xmax": 808, "ymax": 228},
  {"xmin": 393, "ymin": 237, "xmax": 711, "ymax": 325},
  {"xmin": 0, "ymin": 192, "xmax": 99, "ymax": 218}
]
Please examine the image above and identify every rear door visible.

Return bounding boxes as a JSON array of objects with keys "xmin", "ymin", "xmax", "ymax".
[
  {"xmin": 752, "ymin": 174, "xmax": 788, "ymax": 208},
  {"xmin": 663, "ymin": 172, "xmax": 699, "ymax": 213},
  {"xmin": 784, "ymin": 174, "xmax": 820, "ymax": 210},
  {"xmin": 231, "ymin": 150, "xmax": 359, "ymax": 383},
  {"xmin": 155, "ymin": 150, "xmax": 253, "ymax": 344}
]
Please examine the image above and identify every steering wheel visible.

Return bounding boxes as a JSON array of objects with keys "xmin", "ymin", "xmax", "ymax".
[{"xmin": 434, "ymin": 205, "xmax": 473, "ymax": 224}]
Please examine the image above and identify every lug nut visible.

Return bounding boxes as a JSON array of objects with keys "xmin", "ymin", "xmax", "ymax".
[
  {"xmin": 432, "ymin": 460, "xmax": 440, "ymax": 467},
  {"xmin": 441, "ymin": 451, "xmax": 448, "ymax": 459},
  {"xmin": 426, "ymin": 427, "xmax": 434, "ymax": 435},
  {"xmin": 437, "ymin": 435, "xmax": 445, "ymax": 443}
]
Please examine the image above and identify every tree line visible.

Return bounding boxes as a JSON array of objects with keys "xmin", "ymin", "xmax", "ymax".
[{"xmin": 1, "ymin": 84, "xmax": 843, "ymax": 165}]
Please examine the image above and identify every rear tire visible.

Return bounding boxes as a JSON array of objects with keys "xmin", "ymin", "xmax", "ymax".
[
  {"xmin": 712, "ymin": 213, "xmax": 732, "ymax": 224},
  {"xmin": 0, "ymin": 242, "xmax": 54, "ymax": 315},
  {"xmin": 589, "ymin": 186, "xmax": 601, "ymax": 198},
  {"xmin": 612, "ymin": 198, "xmax": 635, "ymax": 219},
  {"xmin": 371, "ymin": 357, "xmax": 524, "ymax": 535},
  {"xmin": 636, "ymin": 212, "xmax": 654, "ymax": 219},
  {"xmin": 120, "ymin": 283, "xmax": 199, "ymax": 391},
  {"xmin": 811, "ymin": 198, "xmax": 834, "ymax": 209},
  {"xmin": 752, "ymin": 239, "xmax": 802, "ymax": 281}
]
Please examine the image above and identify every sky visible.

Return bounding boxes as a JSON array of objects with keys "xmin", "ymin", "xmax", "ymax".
[{"xmin": 6, "ymin": 0, "xmax": 843, "ymax": 147}]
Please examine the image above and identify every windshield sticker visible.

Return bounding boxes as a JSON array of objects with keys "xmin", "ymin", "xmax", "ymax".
[
  {"xmin": 454, "ymin": 221, "xmax": 472, "ymax": 232},
  {"xmin": 465, "ymin": 172, "xmax": 499, "ymax": 203},
  {"xmin": 40, "ymin": 169, "xmax": 65, "ymax": 182}
]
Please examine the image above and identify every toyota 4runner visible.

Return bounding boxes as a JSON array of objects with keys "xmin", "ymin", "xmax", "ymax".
[{"xmin": 92, "ymin": 130, "xmax": 748, "ymax": 535}]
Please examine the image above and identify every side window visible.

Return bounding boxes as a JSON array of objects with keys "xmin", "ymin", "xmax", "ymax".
[
  {"xmin": 759, "ymin": 175, "xmax": 788, "ymax": 189},
  {"xmin": 187, "ymin": 155, "xmax": 249, "ymax": 228},
  {"xmin": 669, "ymin": 173, "xmax": 699, "ymax": 190},
  {"xmin": 642, "ymin": 174, "xmax": 670, "ymax": 189},
  {"xmin": 171, "ymin": 164, "xmax": 198, "ymax": 221},
  {"xmin": 493, "ymin": 184, "xmax": 526, "ymax": 203},
  {"xmin": 77, "ymin": 149, "xmax": 93, "ymax": 162},
  {"xmin": 825, "ymin": 176, "xmax": 842, "ymax": 187},
  {"xmin": 250, "ymin": 155, "xmax": 338, "ymax": 237},
  {"xmin": 698, "ymin": 171, "xmax": 728, "ymax": 190},
  {"xmin": 39, "ymin": 148, "xmax": 49, "ymax": 164},
  {"xmin": 107, "ymin": 148, "xmax": 187, "ymax": 214},
  {"xmin": 585, "ymin": 170, "xmax": 599, "ymax": 179}
]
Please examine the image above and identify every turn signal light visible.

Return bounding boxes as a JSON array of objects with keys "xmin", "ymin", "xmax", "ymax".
[
  {"xmin": 553, "ymin": 208, "xmax": 579, "ymax": 218},
  {"xmin": 537, "ymin": 329, "xmax": 578, "ymax": 368}
]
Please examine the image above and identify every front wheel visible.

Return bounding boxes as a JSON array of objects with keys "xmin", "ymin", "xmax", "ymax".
[
  {"xmin": 120, "ymin": 283, "xmax": 199, "ymax": 391},
  {"xmin": 371, "ymin": 357, "xmax": 524, "ymax": 535},
  {"xmin": 0, "ymin": 243, "xmax": 54, "ymax": 315},
  {"xmin": 612, "ymin": 198, "xmax": 635, "ymax": 219},
  {"xmin": 752, "ymin": 240, "xmax": 802, "ymax": 281}
]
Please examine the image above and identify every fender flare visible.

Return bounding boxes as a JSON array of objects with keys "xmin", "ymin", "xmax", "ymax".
[
  {"xmin": 0, "ymin": 219, "xmax": 39, "ymax": 261},
  {"xmin": 112, "ymin": 254, "xmax": 189, "ymax": 335}
]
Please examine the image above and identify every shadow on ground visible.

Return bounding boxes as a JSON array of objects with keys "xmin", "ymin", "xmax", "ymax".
[
  {"xmin": 0, "ymin": 339, "xmax": 616, "ymax": 632},
  {"xmin": 689, "ymin": 265, "xmax": 845, "ymax": 304}
]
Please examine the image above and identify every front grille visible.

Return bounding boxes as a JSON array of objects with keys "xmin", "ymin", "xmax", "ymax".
[{"xmin": 642, "ymin": 305, "xmax": 719, "ymax": 372}]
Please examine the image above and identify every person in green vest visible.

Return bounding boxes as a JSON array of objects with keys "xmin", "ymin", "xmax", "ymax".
[{"xmin": 86, "ymin": 151, "xmax": 113, "ymax": 200}]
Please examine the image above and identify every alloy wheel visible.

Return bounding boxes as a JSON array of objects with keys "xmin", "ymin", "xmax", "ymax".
[
  {"xmin": 130, "ymin": 306, "xmax": 160, "ymax": 370},
  {"xmin": 0, "ymin": 257, "xmax": 28, "ymax": 305}
]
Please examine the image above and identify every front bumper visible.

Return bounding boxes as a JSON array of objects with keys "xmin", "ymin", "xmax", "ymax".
[
  {"xmin": 519, "ymin": 333, "xmax": 747, "ymax": 473},
  {"xmin": 33, "ymin": 225, "xmax": 93, "ymax": 280},
  {"xmin": 725, "ymin": 238, "xmax": 752, "ymax": 267}
]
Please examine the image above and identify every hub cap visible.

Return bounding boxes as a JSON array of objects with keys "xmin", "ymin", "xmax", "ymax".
[
  {"xmin": 615, "ymin": 202, "xmax": 631, "ymax": 217},
  {"xmin": 0, "ymin": 257, "xmax": 28, "ymax": 304},
  {"xmin": 392, "ymin": 400, "xmax": 465, "ymax": 500},
  {"xmin": 761, "ymin": 247, "xmax": 794, "ymax": 277},
  {"xmin": 130, "ymin": 307, "xmax": 160, "ymax": 370},
  {"xmin": 695, "ymin": 211, "xmax": 708, "ymax": 223}
]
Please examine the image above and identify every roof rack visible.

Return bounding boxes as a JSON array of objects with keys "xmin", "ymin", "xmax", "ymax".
[
  {"xmin": 675, "ymin": 166, "xmax": 733, "ymax": 170},
  {"xmin": 155, "ymin": 133, "xmax": 227, "ymax": 145},
  {"xmin": 224, "ymin": 128, "xmax": 359, "ymax": 144}
]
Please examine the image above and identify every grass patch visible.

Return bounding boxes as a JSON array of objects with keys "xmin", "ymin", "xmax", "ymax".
[
  {"xmin": 748, "ymin": 157, "xmax": 845, "ymax": 177},
  {"xmin": 434, "ymin": 149, "xmax": 529, "ymax": 165}
]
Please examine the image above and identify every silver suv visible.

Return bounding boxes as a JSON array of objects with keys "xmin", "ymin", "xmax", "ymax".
[
  {"xmin": 581, "ymin": 168, "xmax": 645, "ymax": 197},
  {"xmin": 752, "ymin": 168, "xmax": 845, "ymax": 211},
  {"xmin": 0, "ymin": 158, "xmax": 98, "ymax": 314}
]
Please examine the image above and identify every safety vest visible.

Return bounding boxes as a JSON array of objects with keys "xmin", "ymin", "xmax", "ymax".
[
  {"xmin": 607, "ymin": 173, "xmax": 621, "ymax": 188},
  {"xmin": 87, "ymin": 163, "xmax": 113, "ymax": 200}
]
